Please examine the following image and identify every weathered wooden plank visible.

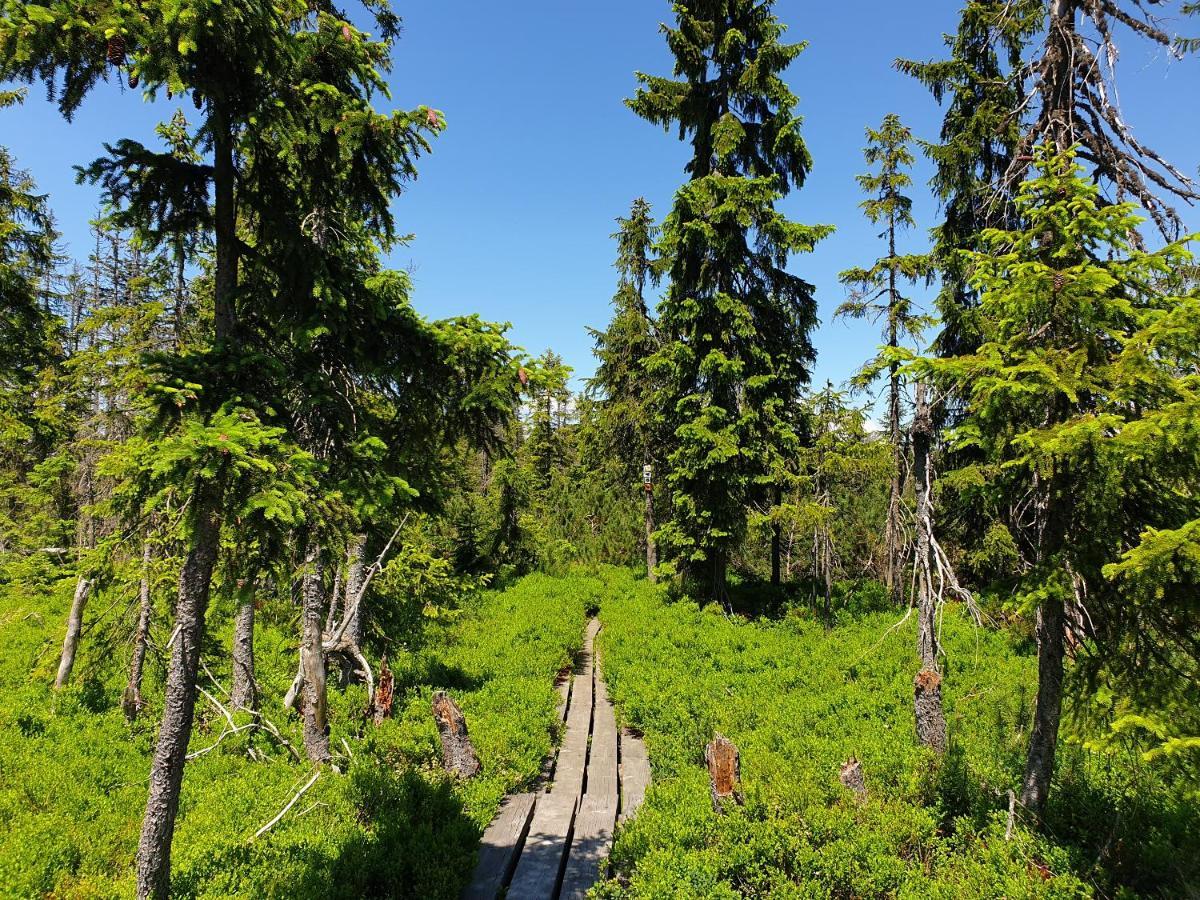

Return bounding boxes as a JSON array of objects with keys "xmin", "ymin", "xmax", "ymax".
[
  {"xmin": 559, "ymin": 796, "xmax": 617, "ymax": 900},
  {"xmin": 585, "ymin": 674, "xmax": 619, "ymax": 811},
  {"xmin": 505, "ymin": 793, "xmax": 578, "ymax": 900},
  {"xmin": 618, "ymin": 728, "xmax": 650, "ymax": 823},
  {"xmin": 552, "ymin": 643, "xmax": 593, "ymax": 801},
  {"xmin": 460, "ymin": 792, "xmax": 537, "ymax": 900}
]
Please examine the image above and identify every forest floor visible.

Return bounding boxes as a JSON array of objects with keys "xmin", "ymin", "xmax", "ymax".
[{"xmin": 1, "ymin": 567, "xmax": 1197, "ymax": 898}]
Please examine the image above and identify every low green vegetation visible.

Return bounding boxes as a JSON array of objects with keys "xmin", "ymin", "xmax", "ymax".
[
  {"xmin": 0, "ymin": 571, "xmax": 590, "ymax": 898},
  {"xmin": 595, "ymin": 570, "xmax": 1199, "ymax": 899}
]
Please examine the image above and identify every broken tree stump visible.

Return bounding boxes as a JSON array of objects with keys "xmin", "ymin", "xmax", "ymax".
[
  {"xmin": 839, "ymin": 757, "xmax": 867, "ymax": 800},
  {"xmin": 705, "ymin": 733, "xmax": 744, "ymax": 813},
  {"xmin": 433, "ymin": 690, "xmax": 481, "ymax": 778},
  {"xmin": 914, "ymin": 668, "xmax": 948, "ymax": 753},
  {"xmin": 372, "ymin": 656, "xmax": 394, "ymax": 725}
]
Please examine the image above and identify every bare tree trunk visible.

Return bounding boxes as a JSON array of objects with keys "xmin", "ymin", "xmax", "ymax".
[
  {"xmin": 912, "ymin": 384, "xmax": 948, "ymax": 753},
  {"xmin": 770, "ymin": 485, "xmax": 782, "ymax": 586},
  {"xmin": 644, "ymin": 486, "xmax": 658, "ymax": 583},
  {"xmin": 123, "ymin": 541, "xmax": 153, "ymax": 719},
  {"xmin": 230, "ymin": 587, "xmax": 257, "ymax": 712},
  {"xmin": 136, "ymin": 482, "xmax": 223, "ymax": 899},
  {"xmin": 55, "ymin": 576, "xmax": 92, "ymax": 689},
  {"xmin": 886, "ymin": 217, "xmax": 903, "ymax": 606},
  {"xmin": 342, "ymin": 533, "xmax": 367, "ymax": 649},
  {"xmin": 301, "ymin": 540, "xmax": 331, "ymax": 764},
  {"xmin": 136, "ymin": 102, "xmax": 238, "ymax": 899},
  {"xmin": 913, "ymin": 384, "xmax": 936, "ymax": 669},
  {"xmin": 1020, "ymin": 594, "xmax": 1065, "ymax": 818}
]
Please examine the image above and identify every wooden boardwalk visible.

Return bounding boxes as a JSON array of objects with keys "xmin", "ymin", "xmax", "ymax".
[{"xmin": 462, "ymin": 618, "xmax": 651, "ymax": 900}]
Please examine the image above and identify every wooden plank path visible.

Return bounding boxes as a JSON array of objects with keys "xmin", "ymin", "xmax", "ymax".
[{"xmin": 462, "ymin": 618, "xmax": 651, "ymax": 900}]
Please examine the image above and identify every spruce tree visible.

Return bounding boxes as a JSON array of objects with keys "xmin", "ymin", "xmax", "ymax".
[
  {"xmin": 836, "ymin": 114, "xmax": 931, "ymax": 605},
  {"xmin": 586, "ymin": 198, "xmax": 661, "ymax": 581},
  {"xmin": 896, "ymin": 0, "xmax": 1040, "ymax": 358},
  {"xmin": 914, "ymin": 145, "xmax": 1200, "ymax": 818},
  {"xmin": 629, "ymin": 0, "xmax": 831, "ymax": 602}
]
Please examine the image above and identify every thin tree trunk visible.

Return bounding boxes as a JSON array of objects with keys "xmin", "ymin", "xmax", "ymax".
[
  {"xmin": 644, "ymin": 484, "xmax": 657, "ymax": 583},
  {"xmin": 301, "ymin": 540, "xmax": 331, "ymax": 763},
  {"xmin": 770, "ymin": 485, "xmax": 782, "ymax": 586},
  {"xmin": 1020, "ymin": 594, "xmax": 1065, "ymax": 817},
  {"xmin": 913, "ymin": 384, "xmax": 936, "ymax": 669},
  {"xmin": 342, "ymin": 532, "xmax": 367, "ymax": 649},
  {"xmin": 135, "ymin": 479, "xmax": 223, "ymax": 899},
  {"xmin": 230, "ymin": 587, "xmax": 257, "ymax": 712},
  {"xmin": 912, "ymin": 384, "xmax": 947, "ymax": 753},
  {"xmin": 886, "ymin": 217, "xmax": 903, "ymax": 605},
  {"xmin": 123, "ymin": 541, "xmax": 153, "ymax": 720},
  {"xmin": 136, "ymin": 102, "xmax": 237, "ymax": 900},
  {"xmin": 55, "ymin": 575, "xmax": 92, "ymax": 688}
]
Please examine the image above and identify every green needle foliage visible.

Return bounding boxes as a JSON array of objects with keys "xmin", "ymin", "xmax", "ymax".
[
  {"xmin": 907, "ymin": 145, "xmax": 1200, "ymax": 815},
  {"xmin": 629, "ymin": 0, "xmax": 832, "ymax": 602}
]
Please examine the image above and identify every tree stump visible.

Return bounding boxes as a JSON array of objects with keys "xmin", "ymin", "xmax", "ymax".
[
  {"xmin": 372, "ymin": 656, "xmax": 394, "ymax": 725},
  {"xmin": 705, "ymin": 733, "xmax": 744, "ymax": 813},
  {"xmin": 839, "ymin": 757, "xmax": 867, "ymax": 800},
  {"xmin": 432, "ymin": 690, "xmax": 481, "ymax": 778},
  {"xmin": 914, "ymin": 668, "xmax": 948, "ymax": 753}
]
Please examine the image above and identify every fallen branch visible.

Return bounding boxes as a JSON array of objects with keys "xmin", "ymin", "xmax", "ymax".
[{"xmin": 252, "ymin": 771, "xmax": 321, "ymax": 840}]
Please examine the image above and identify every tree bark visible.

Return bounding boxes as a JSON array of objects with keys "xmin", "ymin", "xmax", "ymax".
[
  {"xmin": 230, "ymin": 587, "xmax": 257, "ymax": 712},
  {"xmin": 644, "ymin": 486, "xmax": 658, "ymax": 583},
  {"xmin": 300, "ymin": 540, "xmax": 331, "ymax": 763},
  {"xmin": 705, "ymin": 733, "xmax": 744, "ymax": 813},
  {"xmin": 342, "ymin": 532, "xmax": 367, "ymax": 649},
  {"xmin": 123, "ymin": 541, "xmax": 153, "ymax": 720},
  {"xmin": 432, "ymin": 691, "xmax": 480, "ymax": 777},
  {"xmin": 136, "ymin": 480, "xmax": 223, "ymax": 900},
  {"xmin": 136, "ymin": 96, "xmax": 238, "ymax": 898},
  {"xmin": 914, "ymin": 668, "xmax": 948, "ymax": 753},
  {"xmin": 1020, "ymin": 594, "xmax": 1066, "ymax": 818},
  {"xmin": 913, "ymin": 384, "xmax": 936, "ymax": 669},
  {"xmin": 54, "ymin": 576, "xmax": 92, "ymax": 689},
  {"xmin": 770, "ymin": 485, "xmax": 782, "ymax": 586}
]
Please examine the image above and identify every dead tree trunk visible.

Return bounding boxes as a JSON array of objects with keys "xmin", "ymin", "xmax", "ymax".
[
  {"xmin": 135, "ymin": 480, "xmax": 223, "ymax": 900},
  {"xmin": 123, "ymin": 542, "xmax": 153, "ymax": 719},
  {"xmin": 912, "ymin": 383, "xmax": 948, "ymax": 753},
  {"xmin": 230, "ymin": 587, "xmax": 257, "ymax": 712},
  {"xmin": 432, "ymin": 691, "xmax": 480, "ymax": 777},
  {"xmin": 300, "ymin": 540, "xmax": 331, "ymax": 763},
  {"xmin": 1020, "ymin": 594, "xmax": 1065, "ymax": 818},
  {"xmin": 342, "ymin": 533, "xmax": 367, "ymax": 649},
  {"xmin": 55, "ymin": 575, "xmax": 93, "ymax": 689},
  {"xmin": 372, "ymin": 657, "xmax": 394, "ymax": 725},
  {"xmin": 705, "ymin": 733, "xmax": 744, "ymax": 813}
]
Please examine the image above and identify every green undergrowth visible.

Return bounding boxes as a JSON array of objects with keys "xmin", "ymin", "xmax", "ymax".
[
  {"xmin": 0, "ymin": 569, "xmax": 593, "ymax": 898},
  {"xmin": 592, "ymin": 569, "xmax": 1199, "ymax": 899}
]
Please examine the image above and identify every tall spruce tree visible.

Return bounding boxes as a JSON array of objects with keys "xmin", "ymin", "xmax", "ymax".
[
  {"xmin": 629, "ymin": 0, "xmax": 831, "ymax": 602},
  {"xmin": 586, "ymin": 198, "xmax": 661, "ymax": 580},
  {"xmin": 912, "ymin": 146, "xmax": 1200, "ymax": 818},
  {"xmin": 836, "ymin": 114, "xmax": 931, "ymax": 605}
]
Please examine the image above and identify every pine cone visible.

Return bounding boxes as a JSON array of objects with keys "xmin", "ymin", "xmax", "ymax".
[
  {"xmin": 128, "ymin": 72, "xmax": 139, "ymax": 89},
  {"xmin": 107, "ymin": 34, "xmax": 126, "ymax": 67},
  {"xmin": 193, "ymin": 90, "xmax": 202, "ymax": 110},
  {"xmin": 1053, "ymin": 272, "xmax": 1066, "ymax": 293}
]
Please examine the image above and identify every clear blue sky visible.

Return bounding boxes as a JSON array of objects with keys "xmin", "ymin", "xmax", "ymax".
[{"xmin": 4, "ymin": 1, "xmax": 1198, "ymax": 392}]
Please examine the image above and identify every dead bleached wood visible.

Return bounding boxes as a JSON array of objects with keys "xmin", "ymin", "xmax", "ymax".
[
  {"xmin": 432, "ymin": 691, "xmax": 481, "ymax": 778},
  {"xmin": 705, "ymin": 733, "xmax": 744, "ymax": 814},
  {"xmin": 252, "ymin": 770, "xmax": 321, "ymax": 840}
]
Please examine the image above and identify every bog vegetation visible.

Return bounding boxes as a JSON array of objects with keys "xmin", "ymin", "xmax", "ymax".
[{"xmin": 1, "ymin": 0, "xmax": 1199, "ymax": 898}]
